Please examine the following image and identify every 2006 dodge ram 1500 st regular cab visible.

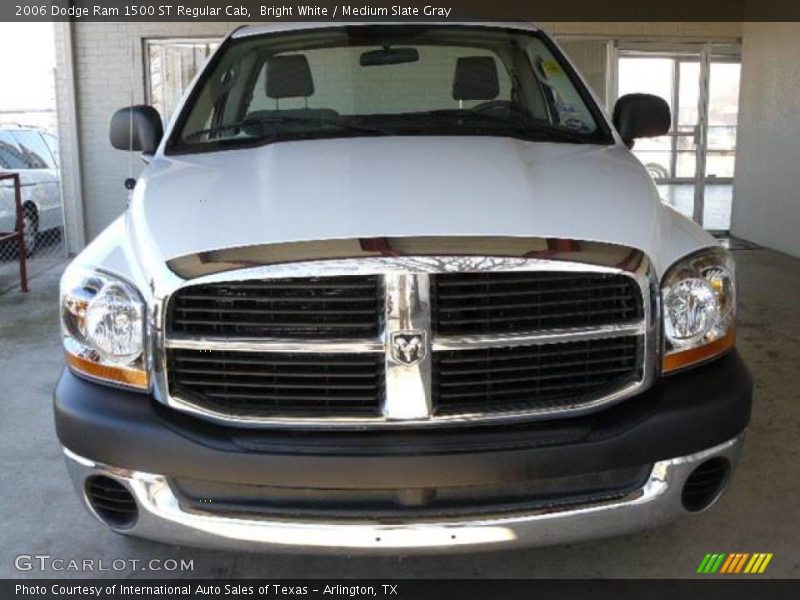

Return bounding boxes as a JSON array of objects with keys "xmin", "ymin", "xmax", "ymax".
[{"xmin": 54, "ymin": 22, "xmax": 752, "ymax": 553}]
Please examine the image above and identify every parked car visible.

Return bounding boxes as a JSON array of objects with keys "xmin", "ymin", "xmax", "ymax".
[
  {"xmin": 54, "ymin": 22, "xmax": 751, "ymax": 553},
  {"xmin": 0, "ymin": 124, "xmax": 61, "ymax": 256}
]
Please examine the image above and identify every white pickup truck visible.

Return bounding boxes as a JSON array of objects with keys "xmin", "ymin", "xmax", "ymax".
[{"xmin": 54, "ymin": 22, "xmax": 751, "ymax": 553}]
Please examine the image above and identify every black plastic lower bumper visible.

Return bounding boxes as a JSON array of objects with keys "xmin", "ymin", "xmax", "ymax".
[{"xmin": 54, "ymin": 351, "xmax": 752, "ymax": 490}]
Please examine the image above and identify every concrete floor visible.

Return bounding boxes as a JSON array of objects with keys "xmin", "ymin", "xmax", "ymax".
[{"xmin": 1, "ymin": 243, "xmax": 798, "ymax": 579}]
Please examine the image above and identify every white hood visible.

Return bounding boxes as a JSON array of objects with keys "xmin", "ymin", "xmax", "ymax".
[{"xmin": 128, "ymin": 136, "xmax": 710, "ymax": 277}]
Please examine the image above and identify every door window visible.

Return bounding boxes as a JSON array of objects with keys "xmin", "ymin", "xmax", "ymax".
[
  {"xmin": 0, "ymin": 131, "xmax": 30, "ymax": 170},
  {"xmin": 12, "ymin": 130, "xmax": 55, "ymax": 169}
]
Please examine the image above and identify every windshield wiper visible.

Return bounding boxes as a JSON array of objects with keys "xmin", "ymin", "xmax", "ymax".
[
  {"xmin": 418, "ymin": 110, "xmax": 594, "ymax": 144},
  {"xmin": 183, "ymin": 116, "xmax": 393, "ymax": 142}
]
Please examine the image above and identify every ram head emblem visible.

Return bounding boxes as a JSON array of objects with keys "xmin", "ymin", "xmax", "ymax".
[{"xmin": 389, "ymin": 331, "xmax": 426, "ymax": 366}]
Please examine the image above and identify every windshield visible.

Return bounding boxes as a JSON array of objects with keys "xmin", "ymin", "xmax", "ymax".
[{"xmin": 169, "ymin": 25, "xmax": 611, "ymax": 153}]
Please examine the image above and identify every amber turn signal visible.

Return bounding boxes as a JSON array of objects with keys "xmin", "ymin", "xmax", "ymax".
[
  {"xmin": 662, "ymin": 327, "xmax": 736, "ymax": 374},
  {"xmin": 66, "ymin": 352, "xmax": 148, "ymax": 389}
]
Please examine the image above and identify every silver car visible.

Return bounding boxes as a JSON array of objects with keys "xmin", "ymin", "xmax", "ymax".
[{"xmin": 0, "ymin": 125, "xmax": 61, "ymax": 256}]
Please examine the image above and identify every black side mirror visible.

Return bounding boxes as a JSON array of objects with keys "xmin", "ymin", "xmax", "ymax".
[
  {"xmin": 612, "ymin": 93, "xmax": 671, "ymax": 148},
  {"xmin": 109, "ymin": 105, "xmax": 163, "ymax": 154}
]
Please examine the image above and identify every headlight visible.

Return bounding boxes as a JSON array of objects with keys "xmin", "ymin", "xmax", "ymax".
[
  {"xmin": 661, "ymin": 247, "xmax": 736, "ymax": 373},
  {"xmin": 60, "ymin": 265, "xmax": 148, "ymax": 390}
]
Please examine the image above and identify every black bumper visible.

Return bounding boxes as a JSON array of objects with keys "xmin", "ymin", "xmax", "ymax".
[{"xmin": 54, "ymin": 351, "xmax": 752, "ymax": 489}]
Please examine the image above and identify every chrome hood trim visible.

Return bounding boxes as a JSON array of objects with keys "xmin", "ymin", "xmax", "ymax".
[{"xmin": 165, "ymin": 236, "xmax": 644, "ymax": 280}]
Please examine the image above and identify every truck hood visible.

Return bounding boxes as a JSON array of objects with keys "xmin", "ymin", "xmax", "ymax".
[{"xmin": 129, "ymin": 136, "xmax": 692, "ymax": 277}]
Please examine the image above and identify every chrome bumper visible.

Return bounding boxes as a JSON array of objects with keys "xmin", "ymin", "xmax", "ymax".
[{"xmin": 63, "ymin": 434, "xmax": 744, "ymax": 554}]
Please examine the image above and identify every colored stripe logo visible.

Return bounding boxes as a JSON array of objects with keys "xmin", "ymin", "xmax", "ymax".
[{"xmin": 697, "ymin": 553, "xmax": 773, "ymax": 574}]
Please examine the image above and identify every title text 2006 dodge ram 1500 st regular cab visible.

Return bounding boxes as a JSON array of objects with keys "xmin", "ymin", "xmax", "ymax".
[{"xmin": 54, "ymin": 22, "xmax": 751, "ymax": 553}]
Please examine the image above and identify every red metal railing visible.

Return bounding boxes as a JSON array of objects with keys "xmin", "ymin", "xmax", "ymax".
[{"xmin": 0, "ymin": 173, "xmax": 29, "ymax": 292}]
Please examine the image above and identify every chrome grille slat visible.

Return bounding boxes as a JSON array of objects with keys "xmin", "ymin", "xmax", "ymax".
[
  {"xmin": 203, "ymin": 393, "xmax": 378, "ymax": 401},
  {"xmin": 176, "ymin": 381, "xmax": 381, "ymax": 390},
  {"xmin": 437, "ymin": 366, "xmax": 636, "ymax": 388},
  {"xmin": 438, "ymin": 381, "xmax": 620, "ymax": 401},
  {"xmin": 166, "ymin": 336, "xmax": 385, "ymax": 354},
  {"xmin": 435, "ymin": 273, "xmax": 623, "ymax": 286},
  {"xmin": 436, "ymin": 346, "xmax": 639, "ymax": 366},
  {"xmin": 441, "ymin": 307, "xmax": 639, "ymax": 325},
  {"xmin": 171, "ymin": 319, "xmax": 378, "ymax": 329},
  {"xmin": 195, "ymin": 281, "xmax": 379, "ymax": 290},
  {"xmin": 176, "ymin": 294, "xmax": 372, "ymax": 303},
  {"xmin": 175, "ymin": 368, "xmax": 379, "ymax": 378},
  {"xmin": 437, "ymin": 287, "xmax": 633, "ymax": 299},
  {"xmin": 439, "ymin": 296, "xmax": 637, "ymax": 311},
  {"xmin": 432, "ymin": 322, "xmax": 645, "ymax": 351},
  {"xmin": 169, "ymin": 358, "xmax": 381, "ymax": 368},
  {"xmin": 174, "ymin": 307, "xmax": 379, "ymax": 315}
]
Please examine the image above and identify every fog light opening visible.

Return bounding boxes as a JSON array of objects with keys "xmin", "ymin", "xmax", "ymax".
[
  {"xmin": 85, "ymin": 475, "xmax": 138, "ymax": 529},
  {"xmin": 681, "ymin": 458, "xmax": 730, "ymax": 512}
]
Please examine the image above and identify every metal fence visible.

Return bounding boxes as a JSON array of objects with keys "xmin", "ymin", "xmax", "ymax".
[{"xmin": 0, "ymin": 120, "xmax": 68, "ymax": 293}]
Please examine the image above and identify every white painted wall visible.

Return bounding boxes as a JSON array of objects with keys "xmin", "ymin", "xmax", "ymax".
[
  {"xmin": 548, "ymin": 21, "xmax": 741, "ymax": 38},
  {"xmin": 731, "ymin": 23, "xmax": 800, "ymax": 258},
  {"xmin": 55, "ymin": 21, "xmax": 744, "ymax": 250}
]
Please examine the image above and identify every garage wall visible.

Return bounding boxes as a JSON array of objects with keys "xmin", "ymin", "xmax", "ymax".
[
  {"xmin": 731, "ymin": 23, "xmax": 800, "ymax": 258},
  {"xmin": 55, "ymin": 21, "xmax": 242, "ymax": 251},
  {"xmin": 548, "ymin": 22, "xmax": 741, "ymax": 38},
  {"xmin": 56, "ymin": 21, "xmax": 743, "ymax": 250}
]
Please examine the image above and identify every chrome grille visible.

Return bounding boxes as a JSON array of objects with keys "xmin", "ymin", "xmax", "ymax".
[
  {"xmin": 432, "ymin": 272, "xmax": 643, "ymax": 335},
  {"xmin": 433, "ymin": 336, "xmax": 642, "ymax": 415},
  {"xmin": 159, "ymin": 250, "xmax": 654, "ymax": 428},
  {"xmin": 168, "ymin": 275, "xmax": 383, "ymax": 339}
]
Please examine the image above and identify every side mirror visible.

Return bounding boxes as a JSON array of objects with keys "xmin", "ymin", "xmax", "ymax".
[
  {"xmin": 109, "ymin": 105, "xmax": 163, "ymax": 155},
  {"xmin": 612, "ymin": 93, "xmax": 671, "ymax": 148}
]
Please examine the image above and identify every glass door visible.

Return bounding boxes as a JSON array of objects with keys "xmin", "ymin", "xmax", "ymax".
[
  {"xmin": 704, "ymin": 59, "xmax": 741, "ymax": 229},
  {"xmin": 616, "ymin": 45, "xmax": 741, "ymax": 231}
]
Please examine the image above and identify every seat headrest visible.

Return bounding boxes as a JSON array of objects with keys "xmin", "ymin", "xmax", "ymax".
[
  {"xmin": 452, "ymin": 57, "xmax": 499, "ymax": 101},
  {"xmin": 266, "ymin": 55, "xmax": 314, "ymax": 99}
]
